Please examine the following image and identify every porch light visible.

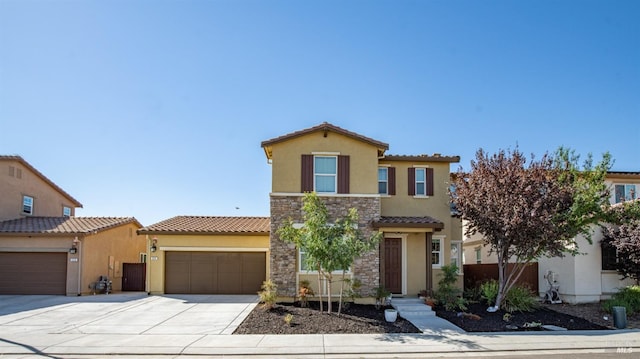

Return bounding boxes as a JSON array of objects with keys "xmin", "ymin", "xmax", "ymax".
[
  {"xmin": 151, "ymin": 237, "xmax": 158, "ymax": 252},
  {"xmin": 69, "ymin": 246, "xmax": 77, "ymax": 254}
]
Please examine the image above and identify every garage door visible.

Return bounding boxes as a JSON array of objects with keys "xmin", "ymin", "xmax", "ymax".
[
  {"xmin": 0, "ymin": 252, "xmax": 67, "ymax": 295},
  {"xmin": 165, "ymin": 251, "xmax": 266, "ymax": 294}
]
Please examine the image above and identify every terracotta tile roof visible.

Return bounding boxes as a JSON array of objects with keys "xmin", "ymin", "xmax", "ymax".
[
  {"xmin": 138, "ymin": 216, "xmax": 270, "ymax": 235},
  {"xmin": 0, "ymin": 155, "xmax": 83, "ymax": 208},
  {"xmin": 607, "ymin": 171, "xmax": 640, "ymax": 179},
  {"xmin": 383, "ymin": 154, "xmax": 460, "ymax": 163},
  {"xmin": 0, "ymin": 217, "xmax": 141, "ymax": 235},
  {"xmin": 261, "ymin": 122, "xmax": 389, "ymax": 160},
  {"xmin": 372, "ymin": 216, "xmax": 444, "ymax": 230}
]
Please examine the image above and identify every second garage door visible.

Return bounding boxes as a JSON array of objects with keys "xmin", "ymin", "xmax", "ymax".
[
  {"xmin": 165, "ymin": 251, "xmax": 266, "ymax": 294},
  {"xmin": 0, "ymin": 252, "xmax": 67, "ymax": 295}
]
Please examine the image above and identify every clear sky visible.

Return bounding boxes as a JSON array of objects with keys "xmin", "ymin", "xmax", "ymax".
[{"xmin": 1, "ymin": 0, "xmax": 638, "ymax": 226}]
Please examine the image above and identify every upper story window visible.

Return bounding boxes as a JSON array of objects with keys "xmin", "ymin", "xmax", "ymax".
[
  {"xmin": 63, "ymin": 206, "xmax": 71, "ymax": 217},
  {"xmin": 408, "ymin": 167, "xmax": 434, "ymax": 197},
  {"xmin": 301, "ymin": 154, "xmax": 350, "ymax": 194},
  {"xmin": 378, "ymin": 167, "xmax": 388, "ymax": 194},
  {"xmin": 314, "ymin": 156, "xmax": 337, "ymax": 193},
  {"xmin": 614, "ymin": 184, "xmax": 636, "ymax": 203},
  {"xmin": 22, "ymin": 195, "xmax": 34, "ymax": 215}
]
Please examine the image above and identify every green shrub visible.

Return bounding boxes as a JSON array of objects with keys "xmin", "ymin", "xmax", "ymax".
[
  {"xmin": 503, "ymin": 285, "xmax": 539, "ymax": 313},
  {"xmin": 258, "ymin": 279, "xmax": 278, "ymax": 310},
  {"xmin": 480, "ymin": 280, "xmax": 499, "ymax": 306},
  {"xmin": 434, "ymin": 265, "xmax": 467, "ymax": 311},
  {"xmin": 603, "ymin": 285, "xmax": 640, "ymax": 315}
]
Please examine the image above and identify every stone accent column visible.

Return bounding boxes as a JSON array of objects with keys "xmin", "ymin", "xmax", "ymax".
[{"xmin": 269, "ymin": 194, "xmax": 381, "ymax": 297}]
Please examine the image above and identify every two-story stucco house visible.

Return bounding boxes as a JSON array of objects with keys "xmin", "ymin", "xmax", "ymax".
[
  {"xmin": 0, "ymin": 155, "xmax": 146, "ymax": 295},
  {"xmin": 261, "ymin": 123, "xmax": 462, "ymax": 299}
]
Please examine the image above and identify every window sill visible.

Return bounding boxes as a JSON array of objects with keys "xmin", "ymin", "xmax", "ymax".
[{"xmin": 413, "ymin": 195, "xmax": 430, "ymax": 199}]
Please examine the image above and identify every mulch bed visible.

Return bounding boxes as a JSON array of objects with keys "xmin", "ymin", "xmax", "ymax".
[
  {"xmin": 233, "ymin": 301, "xmax": 421, "ymax": 334},
  {"xmin": 435, "ymin": 302, "xmax": 609, "ymax": 332}
]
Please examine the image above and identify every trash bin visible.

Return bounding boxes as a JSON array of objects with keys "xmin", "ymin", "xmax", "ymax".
[{"xmin": 612, "ymin": 306, "xmax": 627, "ymax": 329}]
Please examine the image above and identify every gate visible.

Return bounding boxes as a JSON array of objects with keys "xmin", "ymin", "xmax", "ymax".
[
  {"xmin": 122, "ymin": 263, "xmax": 146, "ymax": 291},
  {"xmin": 463, "ymin": 262, "xmax": 538, "ymax": 293}
]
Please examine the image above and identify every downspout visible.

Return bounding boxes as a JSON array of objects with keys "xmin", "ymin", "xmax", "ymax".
[{"xmin": 75, "ymin": 236, "xmax": 82, "ymax": 296}]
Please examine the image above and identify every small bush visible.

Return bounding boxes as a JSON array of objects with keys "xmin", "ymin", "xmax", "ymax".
[
  {"xmin": 480, "ymin": 280, "xmax": 499, "ymax": 306},
  {"xmin": 603, "ymin": 285, "xmax": 640, "ymax": 315},
  {"xmin": 283, "ymin": 313, "xmax": 294, "ymax": 326},
  {"xmin": 434, "ymin": 265, "xmax": 467, "ymax": 311},
  {"xmin": 298, "ymin": 280, "xmax": 314, "ymax": 308},
  {"xmin": 258, "ymin": 279, "xmax": 278, "ymax": 310},
  {"xmin": 503, "ymin": 285, "xmax": 539, "ymax": 313}
]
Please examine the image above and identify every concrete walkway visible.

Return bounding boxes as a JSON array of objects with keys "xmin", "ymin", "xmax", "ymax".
[{"xmin": 0, "ymin": 293, "xmax": 638, "ymax": 358}]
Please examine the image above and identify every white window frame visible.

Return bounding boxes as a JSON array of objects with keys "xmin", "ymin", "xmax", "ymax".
[
  {"xmin": 450, "ymin": 241, "xmax": 462, "ymax": 273},
  {"xmin": 314, "ymin": 155, "xmax": 337, "ymax": 194},
  {"xmin": 431, "ymin": 236, "xmax": 444, "ymax": 268},
  {"xmin": 22, "ymin": 195, "xmax": 34, "ymax": 215},
  {"xmin": 63, "ymin": 206, "xmax": 71, "ymax": 217},
  {"xmin": 140, "ymin": 253, "xmax": 148, "ymax": 263},
  {"xmin": 475, "ymin": 247, "xmax": 482, "ymax": 264},
  {"xmin": 415, "ymin": 167, "xmax": 426, "ymax": 196},
  {"xmin": 378, "ymin": 167, "xmax": 388, "ymax": 195},
  {"xmin": 614, "ymin": 184, "xmax": 636, "ymax": 204},
  {"xmin": 299, "ymin": 248, "xmax": 350, "ymax": 274}
]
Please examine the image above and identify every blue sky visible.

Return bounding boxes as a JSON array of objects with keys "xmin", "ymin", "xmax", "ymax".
[{"xmin": 1, "ymin": 0, "xmax": 638, "ymax": 226}]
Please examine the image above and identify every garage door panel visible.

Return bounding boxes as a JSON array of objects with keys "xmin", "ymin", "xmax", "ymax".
[
  {"xmin": 164, "ymin": 251, "xmax": 265, "ymax": 295},
  {"xmin": 0, "ymin": 252, "xmax": 67, "ymax": 295},
  {"xmin": 164, "ymin": 252, "xmax": 191, "ymax": 294}
]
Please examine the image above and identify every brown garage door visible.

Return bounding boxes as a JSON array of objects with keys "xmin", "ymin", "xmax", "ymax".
[
  {"xmin": 165, "ymin": 251, "xmax": 265, "ymax": 294},
  {"xmin": 0, "ymin": 252, "xmax": 67, "ymax": 295}
]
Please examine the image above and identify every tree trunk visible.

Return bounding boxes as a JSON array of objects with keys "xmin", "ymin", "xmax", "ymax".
[
  {"xmin": 337, "ymin": 271, "xmax": 346, "ymax": 316},
  {"xmin": 327, "ymin": 273, "xmax": 333, "ymax": 314},
  {"xmin": 317, "ymin": 267, "xmax": 323, "ymax": 313}
]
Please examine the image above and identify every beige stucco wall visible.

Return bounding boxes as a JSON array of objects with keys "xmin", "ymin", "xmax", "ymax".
[
  {"xmin": 80, "ymin": 223, "xmax": 146, "ymax": 294},
  {"xmin": 269, "ymin": 131, "xmax": 380, "ymax": 194},
  {"xmin": 146, "ymin": 233, "xmax": 270, "ymax": 294},
  {"xmin": 0, "ymin": 160, "xmax": 78, "ymax": 221}
]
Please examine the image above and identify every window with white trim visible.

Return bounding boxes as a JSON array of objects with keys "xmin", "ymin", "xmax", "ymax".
[
  {"xmin": 415, "ymin": 168, "xmax": 426, "ymax": 196},
  {"xmin": 431, "ymin": 238, "xmax": 442, "ymax": 267},
  {"xmin": 378, "ymin": 167, "xmax": 388, "ymax": 194},
  {"xmin": 22, "ymin": 195, "xmax": 33, "ymax": 215},
  {"xmin": 475, "ymin": 248, "xmax": 482, "ymax": 264},
  {"xmin": 451, "ymin": 241, "xmax": 462, "ymax": 271},
  {"xmin": 140, "ymin": 253, "xmax": 148, "ymax": 263},
  {"xmin": 63, "ymin": 206, "xmax": 71, "ymax": 217},
  {"xmin": 314, "ymin": 156, "xmax": 337, "ymax": 193},
  {"xmin": 614, "ymin": 184, "xmax": 636, "ymax": 204}
]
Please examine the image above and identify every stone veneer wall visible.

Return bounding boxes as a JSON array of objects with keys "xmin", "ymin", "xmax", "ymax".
[{"xmin": 270, "ymin": 195, "xmax": 381, "ymax": 297}]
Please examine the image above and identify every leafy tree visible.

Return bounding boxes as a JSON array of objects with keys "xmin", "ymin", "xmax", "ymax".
[
  {"xmin": 451, "ymin": 147, "xmax": 611, "ymax": 310},
  {"xmin": 602, "ymin": 200, "xmax": 640, "ymax": 283},
  {"xmin": 277, "ymin": 192, "xmax": 381, "ymax": 314}
]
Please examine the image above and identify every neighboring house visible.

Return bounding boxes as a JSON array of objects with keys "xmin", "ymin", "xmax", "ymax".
[
  {"xmin": 0, "ymin": 155, "xmax": 82, "ymax": 221},
  {"xmin": 139, "ymin": 216, "xmax": 270, "ymax": 295},
  {"xmin": 261, "ymin": 122, "xmax": 462, "ymax": 299},
  {"xmin": 462, "ymin": 171, "xmax": 639, "ymax": 303},
  {"xmin": 0, "ymin": 155, "xmax": 146, "ymax": 295},
  {"xmin": 0, "ymin": 216, "xmax": 144, "ymax": 295}
]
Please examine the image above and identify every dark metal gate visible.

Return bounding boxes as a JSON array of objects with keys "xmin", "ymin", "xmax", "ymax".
[{"xmin": 122, "ymin": 263, "xmax": 146, "ymax": 291}]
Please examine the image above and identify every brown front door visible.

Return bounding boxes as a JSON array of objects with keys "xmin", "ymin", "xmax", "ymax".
[
  {"xmin": 122, "ymin": 263, "xmax": 146, "ymax": 291},
  {"xmin": 384, "ymin": 238, "xmax": 402, "ymax": 294}
]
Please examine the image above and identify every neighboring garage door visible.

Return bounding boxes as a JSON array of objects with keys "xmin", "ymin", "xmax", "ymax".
[
  {"xmin": 165, "ymin": 251, "xmax": 266, "ymax": 294},
  {"xmin": 0, "ymin": 252, "xmax": 67, "ymax": 295}
]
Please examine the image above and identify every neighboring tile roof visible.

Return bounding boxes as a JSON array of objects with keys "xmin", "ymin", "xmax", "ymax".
[
  {"xmin": 383, "ymin": 154, "xmax": 460, "ymax": 163},
  {"xmin": 607, "ymin": 171, "xmax": 640, "ymax": 179},
  {"xmin": 261, "ymin": 122, "xmax": 389, "ymax": 159},
  {"xmin": 372, "ymin": 216, "xmax": 444, "ymax": 230},
  {"xmin": 0, "ymin": 155, "xmax": 83, "ymax": 208},
  {"xmin": 138, "ymin": 216, "xmax": 271, "ymax": 235},
  {"xmin": 0, "ymin": 217, "xmax": 141, "ymax": 235}
]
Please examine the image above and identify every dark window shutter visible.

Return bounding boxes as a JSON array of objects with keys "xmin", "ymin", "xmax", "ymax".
[
  {"xmin": 338, "ymin": 155, "xmax": 350, "ymax": 194},
  {"xmin": 301, "ymin": 155, "xmax": 313, "ymax": 192},
  {"xmin": 426, "ymin": 168, "xmax": 434, "ymax": 196},
  {"xmin": 388, "ymin": 167, "xmax": 396, "ymax": 195},
  {"xmin": 408, "ymin": 168, "xmax": 415, "ymax": 196}
]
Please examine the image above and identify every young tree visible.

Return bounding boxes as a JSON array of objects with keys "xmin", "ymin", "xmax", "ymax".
[
  {"xmin": 277, "ymin": 192, "xmax": 381, "ymax": 314},
  {"xmin": 602, "ymin": 200, "xmax": 640, "ymax": 283},
  {"xmin": 451, "ymin": 147, "xmax": 611, "ymax": 311}
]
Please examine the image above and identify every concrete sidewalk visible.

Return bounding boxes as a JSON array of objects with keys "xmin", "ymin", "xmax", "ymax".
[{"xmin": 0, "ymin": 293, "xmax": 638, "ymax": 358}]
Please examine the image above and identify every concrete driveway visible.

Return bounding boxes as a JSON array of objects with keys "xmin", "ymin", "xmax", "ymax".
[{"xmin": 0, "ymin": 293, "xmax": 258, "ymax": 336}]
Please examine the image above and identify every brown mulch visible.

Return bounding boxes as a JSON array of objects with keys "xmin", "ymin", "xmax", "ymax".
[
  {"xmin": 540, "ymin": 302, "xmax": 640, "ymax": 329},
  {"xmin": 233, "ymin": 301, "xmax": 421, "ymax": 334}
]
